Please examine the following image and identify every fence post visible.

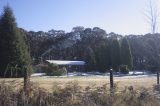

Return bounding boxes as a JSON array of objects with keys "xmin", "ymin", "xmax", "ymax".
[
  {"xmin": 110, "ymin": 69, "xmax": 114, "ymax": 93},
  {"xmin": 157, "ymin": 72, "xmax": 159, "ymax": 85}
]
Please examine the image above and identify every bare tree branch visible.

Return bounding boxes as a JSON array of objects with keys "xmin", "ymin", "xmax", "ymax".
[{"xmin": 144, "ymin": 0, "xmax": 159, "ymax": 34}]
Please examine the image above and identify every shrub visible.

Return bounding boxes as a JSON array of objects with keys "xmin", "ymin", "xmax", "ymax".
[
  {"xmin": 42, "ymin": 63, "xmax": 67, "ymax": 76},
  {"xmin": 120, "ymin": 65, "xmax": 129, "ymax": 74}
]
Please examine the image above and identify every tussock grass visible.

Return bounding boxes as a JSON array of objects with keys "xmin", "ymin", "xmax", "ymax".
[{"xmin": 0, "ymin": 80, "xmax": 160, "ymax": 106}]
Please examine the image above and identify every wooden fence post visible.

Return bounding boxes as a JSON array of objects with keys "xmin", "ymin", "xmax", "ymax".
[
  {"xmin": 157, "ymin": 72, "xmax": 159, "ymax": 85},
  {"xmin": 110, "ymin": 69, "xmax": 114, "ymax": 93}
]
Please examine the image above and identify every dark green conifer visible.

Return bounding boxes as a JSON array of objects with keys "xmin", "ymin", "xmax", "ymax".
[
  {"xmin": 110, "ymin": 39, "xmax": 121, "ymax": 71},
  {"xmin": 121, "ymin": 38, "xmax": 133, "ymax": 69},
  {"xmin": 0, "ymin": 5, "xmax": 32, "ymax": 77}
]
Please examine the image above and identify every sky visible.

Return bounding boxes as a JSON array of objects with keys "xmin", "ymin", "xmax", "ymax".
[{"xmin": 0, "ymin": 0, "xmax": 160, "ymax": 35}]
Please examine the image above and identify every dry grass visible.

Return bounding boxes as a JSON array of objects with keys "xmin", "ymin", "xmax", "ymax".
[
  {"xmin": 0, "ymin": 76, "xmax": 160, "ymax": 106},
  {"xmin": 0, "ymin": 76, "xmax": 157, "ymax": 91}
]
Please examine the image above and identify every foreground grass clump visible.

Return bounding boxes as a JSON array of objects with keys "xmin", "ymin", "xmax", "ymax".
[{"xmin": 0, "ymin": 81, "xmax": 160, "ymax": 106}]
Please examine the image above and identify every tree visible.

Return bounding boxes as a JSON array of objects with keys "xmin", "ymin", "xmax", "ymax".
[
  {"xmin": 0, "ymin": 6, "xmax": 32, "ymax": 90},
  {"xmin": 121, "ymin": 38, "xmax": 133, "ymax": 69},
  {"xmin": 95, "ymin": 41, "xmax": 110, "ymax": 72},
  {"xmin": 110, "ymin": 39, "xmax": 121, "ymax": 71},
  {"xmin": 85, "ymin": 46, "xmax": 96, "ymax": 71},
  {"xmin": 144, "ymin": 0, "xmax": 159, "ymax": 34}
]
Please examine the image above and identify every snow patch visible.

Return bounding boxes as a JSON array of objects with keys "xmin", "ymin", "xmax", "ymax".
[{"xmin": 46, "ymin": 60, "xmax": 85, "ymax": 65}]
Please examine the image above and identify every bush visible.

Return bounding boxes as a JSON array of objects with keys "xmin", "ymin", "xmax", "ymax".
[
  {"xmin": 42, "ymin": 63, "xmax": 67, "ymax": 76},
  {"xmin": 120, "ymin": 65, "xmax": 129, "ymax": 74}
]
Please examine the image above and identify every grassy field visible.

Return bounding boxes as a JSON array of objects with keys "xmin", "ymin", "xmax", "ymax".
[
  {"xmin": 1, "ymin": 76, "xmax": 159, "ymax": 106},
  {"xmin": 0, "ymin": 75, "xmax": 157, "ymax": 91}
]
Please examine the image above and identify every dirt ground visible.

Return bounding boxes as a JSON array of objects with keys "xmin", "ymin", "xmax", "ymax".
[{"xmin": 0, "ymin": 75, "xmax": 157, "ymax": 91}]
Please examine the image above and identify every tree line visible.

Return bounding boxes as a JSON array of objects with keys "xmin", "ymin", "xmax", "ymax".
[
  {"xmin": 26, "ymin": 27, "xmax": 160, "ymax": 73},
  {"xmin": 26, "ymin": 27, "xmax": 133, "ymax": 72}
]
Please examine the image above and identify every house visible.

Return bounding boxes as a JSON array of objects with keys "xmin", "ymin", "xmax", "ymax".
[{"xmin": 45, "ymin": 60, "xmax": 85, "ymax": 72}]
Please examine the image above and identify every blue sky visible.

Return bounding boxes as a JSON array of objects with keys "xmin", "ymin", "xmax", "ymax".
[{"xmin": 0, "ymin": 0, "xmax": 159, "ymax": 35}]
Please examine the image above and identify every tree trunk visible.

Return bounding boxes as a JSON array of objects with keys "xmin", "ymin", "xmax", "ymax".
[{"xmin": 24, "ymin": 68, "xmax": 30, "ymax": 92}]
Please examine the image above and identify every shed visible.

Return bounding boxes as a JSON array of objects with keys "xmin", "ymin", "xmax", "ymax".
[{"xmin": 46, "ymin": 60, "xmax": 85, "ymax": 72}]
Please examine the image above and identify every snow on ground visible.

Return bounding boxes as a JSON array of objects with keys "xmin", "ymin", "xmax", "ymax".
[
  {"xmin": 31, "ymin": 73, "xmax": 46, "ymax": 77},
  {"xmin": 31, "ymin": 71, "xmax": 156, "ymax": 78}
]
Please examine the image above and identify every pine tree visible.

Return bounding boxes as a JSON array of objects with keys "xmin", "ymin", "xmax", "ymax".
[
  {"xmin": 121, "ymin": 38, "xmax": 133, "ymax": 69},
  {"xmin": 95, "ymin": 40, "xmax": 111, "ymax": 72},
  {"xmin": 0, "ymin": 6, "xmax": 32, "ymax": 79},
  {"xmin": 110, "ymin": 39, "xmax": 121, "ymax": 71}
]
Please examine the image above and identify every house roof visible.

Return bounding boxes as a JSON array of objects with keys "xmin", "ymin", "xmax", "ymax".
[{"xmin": 46, "ymin": 60, "xmax": 85, "ymax": 66}]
